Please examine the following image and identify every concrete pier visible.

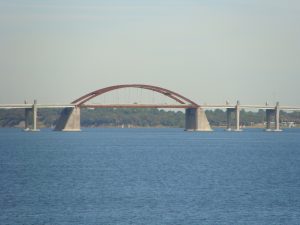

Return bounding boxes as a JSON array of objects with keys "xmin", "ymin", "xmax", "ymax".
[
  {"xmin": 185, "ymin": 107, "xmax": 212, "ymax": 131},
  {"xmin": 23, "ymin": 100, "xmax": 39, "ymax": 131},
  {"xmin": 265, "ymin": 109, "xmax": 273, "ymax": 131},
  {"xmin": 235, "ymin": 101, "xmax": 241, "ymax": 131},
  {"xmin": 24, "ymin": 100, "xmax": 30, "ymax": 130},
  {"xmin": 265, "ymin": 102, "xmax": 282, "ymax": 131},
  {"xmin": 226, "ymin": 101, "xmax": 242, "ymax": 131},
  {"xmin": 275, "ymin": 102, "xmax": 282, "ymax": 132},
  {"xmin": 226, "ymin": 109, "xmax": 234, "ymax": 131},
  {"xmin": 32, "ymin": 100, "xmax": 39, "ymax": 131},
  {"xmin": 54, "ymin": 107, "xmax": 81, "ymax": 131}
]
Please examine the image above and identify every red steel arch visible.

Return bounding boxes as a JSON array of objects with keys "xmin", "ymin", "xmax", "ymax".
[{"xmin": 72, "ymin": 84, "xmax": 199, "ymax": 108}]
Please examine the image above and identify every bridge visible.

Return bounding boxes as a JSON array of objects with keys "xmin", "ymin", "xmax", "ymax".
[{"xmin": 1, "ymin": 84, "xmax": 300, "ymax": 132}]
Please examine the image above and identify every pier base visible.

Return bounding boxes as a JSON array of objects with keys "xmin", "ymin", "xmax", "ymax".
[
  {"xmin": 265, "ymin": 103, "xmax": 282, "ymax": 131},
  {"xmin": 54, "ymin": 107, "xmax": 81, "ymax": 131},
  {"xmin": 226, "ymin": 105, "xmax": 242, "ymax": 132},
  {"xmin": 185, "ymin": 107, "xmax": 212, "ymax": 131},
  {"xmin": 24, "ymin": 100, "xmax": 40, "ymax": 131}
]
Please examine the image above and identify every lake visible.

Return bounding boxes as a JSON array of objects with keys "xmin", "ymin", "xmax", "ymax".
[{"xmin": 0, "ymin": 128, "xmax": 300, "ymax": 224}]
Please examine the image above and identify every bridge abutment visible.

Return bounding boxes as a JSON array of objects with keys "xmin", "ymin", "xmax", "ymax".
[
  {"xmin": 185, "ymin": 107, "xmax": 212, "ymax": 131},
  {"xmin": 54, "ymin": 107, "xmax": 81, "ymax": 131}
]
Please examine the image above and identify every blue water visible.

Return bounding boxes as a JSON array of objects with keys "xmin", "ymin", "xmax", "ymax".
[{"xmin": 0, "ymin": 128, "xmax": 300, "ymax": 225}]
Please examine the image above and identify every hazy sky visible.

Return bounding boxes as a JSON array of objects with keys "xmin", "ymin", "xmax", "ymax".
[{"xmin": 0, "ymin": 0, "xmax": 299, "ymax": 106}]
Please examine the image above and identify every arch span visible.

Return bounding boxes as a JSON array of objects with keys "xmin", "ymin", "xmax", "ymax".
[
  {"xmin": 55, "ymin": 84, "xmax": 211, "ymax": 131},
  {"xmin": 72, "ymin": 84, "xmax": 199, "ymax": 108}
]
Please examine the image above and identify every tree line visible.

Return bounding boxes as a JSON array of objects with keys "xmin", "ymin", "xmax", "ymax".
[{"xmin": 0, "ymin": 108, "xmax": 299, "ymax": 128}]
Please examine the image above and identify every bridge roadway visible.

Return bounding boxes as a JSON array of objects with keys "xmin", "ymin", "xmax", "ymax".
[
  {"xmin": 201, "ymin": 104, "xmax": 300, "ymax": 111},
  {"xmin": 0, "ymin": 102, "xmax": 300, "ymax": 131},
  {"xmin": 1, "ymin": 103, "xmax": 300, "ymax": 111},
  {"xmin": 0, "ymin": 104, "xmax": 75, "ymax": 109},
  {"xmin": 80, "ymin": 103, "xmax": 300, "ymax": 111},
  {"xmin": 0, "ymin": 102, "xmax": 75, "ymax": 131}
]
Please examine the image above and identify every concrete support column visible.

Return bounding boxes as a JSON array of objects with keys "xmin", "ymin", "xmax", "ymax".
[
  {"xmin": 185, "ymin": 107, "xmax": 212, "ymax": 131},
  {"xmin": 32, "ymin": 100, "xmax": 39, "ymax": 131},
  {"xmin": 185, "ymin": 108, "xmax": 196, "ymax": 131},
  {"xmin": 25, "ymin": 108, "xmax": 30, "ymax": 130},
  {"xmin": 226, "ymin": 109, "xmax": 232, "ymax": 131},
  {"xmin": 265, "ymin": 103, "xmax": 281, "ymax": 132},
  {"xmin": 275, "ymin": 102, "xmax": 282, "ymax": 132},
  {"xmin": 54, "ymin": 107, "xmax": 81, "ymax": 131},
  {"xmin": 24, "ymin": 100, "xmax": 30, "ymax": 130},
  {"xmin": 266, "ymin": 109, "xmax": 272, "ymax": 131},
  {"xmin": 235, "ymin": 101, "xmax": 241, "ymax": 131}
]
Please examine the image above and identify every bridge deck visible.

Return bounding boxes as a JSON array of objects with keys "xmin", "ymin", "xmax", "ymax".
[
  {"xmin": 201, "ymin": 105, "xmax": 300, "ymax": 111},
  {"xmin": 81, "ymin": 104, "xmax": 196, "ymax": 109},
  {"xmin": 0, "ymin": 103, "xmax": 300, "ymax": 111},
  {"xmin": 0, "ymin": 104, "xmax": 75, "ymax": 109}
]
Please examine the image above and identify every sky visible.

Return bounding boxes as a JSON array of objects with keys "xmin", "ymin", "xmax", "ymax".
[{"xmin": 0, "ymin": 0, "xmax": 299, "ymax": 106}]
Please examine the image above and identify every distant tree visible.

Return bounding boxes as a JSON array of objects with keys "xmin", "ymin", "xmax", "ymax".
[{"xmin": 1, "ymin": 108, "xmax": 299, "ymax": 128}]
